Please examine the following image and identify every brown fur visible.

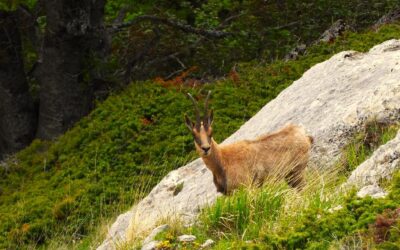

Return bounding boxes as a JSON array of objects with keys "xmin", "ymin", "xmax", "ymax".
[{"xmin": 192, "ymin": 124, "xmax": 313, "ymax": 194}]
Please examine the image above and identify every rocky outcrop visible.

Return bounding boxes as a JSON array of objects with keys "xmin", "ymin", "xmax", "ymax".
[
  {"xmin": 285, "ymin": 19, "xmax": 350, "ymax": 61},
  {"xmin": 318, "ymin": 19, "xmax": 350, "ymax": 43},
  {"xmin": 142, "ymin": 224, "xmax": 169, "ymax": 246},
  {"xmin": 201, "ymin": 239, "xmax": 215, "ymax": 248},
  {"xmin": 347, "ymin": 130, "xmax": 400, "ymax": 188},
  {"xmin": 97, "ymin": 39, "xmax": 400, "ymax": 249},
  {"xmin": 374, "ymin": 9, "xmax": 400, "ymax": 29},
  {"xmin": 356, "ymin": 185, "xmax": 388, "ymax": 199},
  {"xmin": 177, "ymin": 235, "xmax": 196, "ymax": 242},
  {"xmin": 284, "ymin": 44, "xmax": 307, "ymax": 61}
]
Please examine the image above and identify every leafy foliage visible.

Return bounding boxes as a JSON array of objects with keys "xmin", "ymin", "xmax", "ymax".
[
  {"xmin": 109, "ymin": 0, "xmax": 400, "ymax": 79},
  {"xmin": 0, "ymin": 0, "xmax": 36, "ymax": 11}
]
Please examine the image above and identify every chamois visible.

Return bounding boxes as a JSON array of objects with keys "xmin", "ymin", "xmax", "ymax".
[{"xmin": 184, "ymin": 91, "xmax": 313, "ymax": 194}]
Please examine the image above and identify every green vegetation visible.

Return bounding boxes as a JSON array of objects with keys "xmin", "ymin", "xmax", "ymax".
[
  {"xmin": 3, "ymin": 0, "xmax": 399, "ymax": 79},
  {"xmin": 107, "ymin": 0, "xmax": 400, "ymax": 78},
  {"xmin": 0, "ymin": 0, "xmax": 36, "ymax": 11},
  {"xmin": 153, "ymin": 121, "xmax": 400, "ymax": 249},
  {"xmin": 341, "ymin": 121, "xmax": 400, "ymax": 173},
  {"xmin": 1, "ymin": 23, "xmax": 400, "ymax": 249}
]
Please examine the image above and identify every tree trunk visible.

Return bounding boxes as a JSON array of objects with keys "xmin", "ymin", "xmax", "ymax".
[
  {"xmin": 36, "ymin": 0, "xmax": 107, "ymax": 139},
  {"xmin": 0, "ymin": 10, "xmax": 36, "ymax": 158}
]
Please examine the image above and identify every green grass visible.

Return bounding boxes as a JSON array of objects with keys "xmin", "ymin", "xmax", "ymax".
[
  {"xmin": 150, "ymin": 166, "xmax": 347, "ymax": 249},
  {"xmin": 341, "ymin": 121, "xmax": 400, "ymax": 173},
  {"xmin": 1, "ymin": 24, "xmax": 400, "ymax": 249},
  {"xmin": 200, "ymin": 184, "xmax": 287, "ymax": 239}
]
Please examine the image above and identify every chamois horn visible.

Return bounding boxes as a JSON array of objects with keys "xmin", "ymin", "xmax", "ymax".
[
  {"xmin": 186, "ymin": 93, "xmax": 201, "ymax": 130},
  {"xmin": 204, "ymin": 91, "xmax": 212, "ymax": 127}
]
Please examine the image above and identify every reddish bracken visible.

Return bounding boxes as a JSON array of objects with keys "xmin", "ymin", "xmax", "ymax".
[
  {"xmin": 229, "ymin": 65, "xmax": 240, "ymax": 84},
  {"xmin": 184, "ymin": 91, "xmax": 313, "ymax": 194},
  {"xmin": 372, "ymin": 208, "xmax": 400, "ymax": 243},
  {"xmin": 154, "ymin": 66, "xmax": 198, "ymax": 88}
]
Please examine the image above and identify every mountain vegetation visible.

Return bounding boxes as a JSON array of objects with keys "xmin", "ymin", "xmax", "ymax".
[
  {"xmin": 1, "ymin": 0, "xmax": 400, "ymax": 249},
  {"xmin": 0, "ymin": 0, "xmax": 398, "ymax": 157}
]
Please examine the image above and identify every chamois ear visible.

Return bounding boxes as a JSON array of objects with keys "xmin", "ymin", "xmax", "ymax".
[{"xmin": 184, "ymin": 114, "xmax": 194, "ymax": 131}]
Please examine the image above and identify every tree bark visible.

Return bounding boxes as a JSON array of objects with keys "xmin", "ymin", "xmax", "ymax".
[
  {"xmin": 0, "ymin": 10, "xmax": 36, "ymax": 158},
  {"xmin": 36, "ymin": 0, "xmax": 108, "ymax": 139}
]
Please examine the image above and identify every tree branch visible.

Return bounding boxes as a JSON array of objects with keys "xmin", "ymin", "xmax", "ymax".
[
  {"xmin": 109, "ymin": 15, "xmax": 232, "ymax": 38},
  {"xmin": 123, "ymin": 13, "xmax": 244, "ymax": 80},
  {"xmin": 112, "ymin": 6, "xmax": 129, "ymax": 26},
  {"xmin": 219, "ymin": 13, "xmax": 245, "ymax": 27},
  {"xmin": 140, "ymin": 13, "xmax": 242, "ymax": 69},
  {"xmin": 268, "ymin": 21, "xmax": 300, "ymax": 30},
  {"xmin": 123, "ymin": 27, "xmax": 161, "ymax": 84}
]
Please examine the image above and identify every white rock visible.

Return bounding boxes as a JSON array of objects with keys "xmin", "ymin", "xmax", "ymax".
[
  {"xmin": 96, "ymin": 211, "xmax": 133, "ymax": 250},
  {"xmin": 142, "ymin": 224, "xmax": 169, "ymax": 246},
  {"xmin": 141, "ymin": 240, "xmax": 160, "ymax": 250},
  {"xmin": 347, "ymin": 130, "xmax": 400, "ymax": 188},
  {"xmin": 177, "ymin": 234, "xmax": 196, "ymax": 242},
  {"xmin": 328, "ymin": 205, "xmax": 343, "ymax": 213},
  {"xmin": 356, "ymin": 184, "xmax": 388, "ymax": 199},
  {"xmin": 98, "ymin": 39, "xmax": 400, "ymax": 249},
  {"xmin": 201, "ymin": 239, "xmax": 215, "ymax": 248}
]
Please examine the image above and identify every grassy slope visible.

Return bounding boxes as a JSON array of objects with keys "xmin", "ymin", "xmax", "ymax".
[
  {"xmin": 1, "ymin": 24, "xmax": 400, "ymax": 249},
  {"xmin": 157, "ymin": 171, "xmax": 400, "ymax": 250}
]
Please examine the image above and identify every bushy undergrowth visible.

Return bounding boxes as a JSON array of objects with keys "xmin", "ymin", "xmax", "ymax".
[
  {"xmin": 1, "ymin": 24, "xmax": 400, "ymax": 249},
  {"xmin": 154, "ymin": 123, "xmax": 400, "ymax": 249}
]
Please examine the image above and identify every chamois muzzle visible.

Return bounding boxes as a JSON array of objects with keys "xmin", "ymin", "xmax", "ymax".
[{"xmin": 201, "ymin": 145, "xmax": 211, "ymax": 154}]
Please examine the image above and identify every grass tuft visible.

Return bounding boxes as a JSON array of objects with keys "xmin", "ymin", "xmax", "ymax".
[{"xmin": 340, "ymin": 121, "xmax": 400, "ymax": 173}]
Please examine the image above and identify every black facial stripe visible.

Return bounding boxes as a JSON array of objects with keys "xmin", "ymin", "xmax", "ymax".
[{"xmin": 194, "ymin": 137, "xmax": 202, "ymax": 146}]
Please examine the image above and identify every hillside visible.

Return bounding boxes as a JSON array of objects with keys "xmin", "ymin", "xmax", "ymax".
[
  {"xmin": 1, "ymin": 24, "xmax": 400, "ymax": 250},
  {"xmin": 126, "ymin": 39, "xmax": 400, "ymax": 250},
  {"xmin": 104, "ymin": 31, "xmax": 400, "ymax": 249}
]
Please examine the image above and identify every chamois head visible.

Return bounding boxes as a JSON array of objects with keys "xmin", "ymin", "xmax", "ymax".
[{"xmin": 184, "ymin": 91, "xmax": 214, "ymax": 156}]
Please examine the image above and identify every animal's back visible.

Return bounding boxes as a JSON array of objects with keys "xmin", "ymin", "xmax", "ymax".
[
  {"xmin": 256, "ymin": 124, "xmax": 310, "ymax": 142},
  {"xmin": 219, "ymin": 124, "xmax": 312, "ymax": 190},
  {"xmin": 250, "ymin": 124, "xmax": 312, "ymax": 183}
]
